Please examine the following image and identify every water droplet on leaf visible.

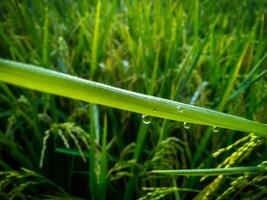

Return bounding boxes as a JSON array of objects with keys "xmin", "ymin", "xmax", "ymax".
[
  {"xmin": 142, "ymin": 115, "xmax": 151, "ymax": 124},
  {"xmin": 183, "ymin": 122, "xmax": 190, "ymax": 129},
  {"xmin": 177, "ymin": 105, "xmax": 184, "ymax": 113},
  {"xmin": 213, "ymin": 126, "xmax": 219, "ymax": 133}
]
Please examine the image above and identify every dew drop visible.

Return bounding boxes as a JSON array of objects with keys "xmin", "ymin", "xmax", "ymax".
[
  {"xmin": 142, "ymin": 115, "xmax": 152, "ymax": 124},
  {"xmin": 183, "ymin": 122, "xmax": 190, "ymax": 129},
  {"xmin": 177, "ymin": 105, "xmax": 184, "ymax": 113},
  {"xmin": 153, "ymin": 108, "xmax": 158, "ymax": 113},
  {"xmin": 213, "ymin": 126, "xmax": 219, "ymax": 133}
]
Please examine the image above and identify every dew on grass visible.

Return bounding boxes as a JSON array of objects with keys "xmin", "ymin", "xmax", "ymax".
[
  {"xmin": 142, "ymin": 115, "xmax": 152, "ymax": 124},
  {"xmin": 183, "ymin": 122, "xmax": 190, "ymax": 129},
  {"xmin": 213, "ymin": 126, "xmax": 219, "ymax": 133},
  {"xmin": 153, "ymin": 108, "xmax": 158, "ymax": 113},
  {"xmin": 177, "ymin": 105, "xmax": 184, "ymax": 113}
]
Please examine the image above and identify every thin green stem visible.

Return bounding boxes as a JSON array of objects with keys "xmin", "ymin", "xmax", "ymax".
[
  {"xmin": 91, "ymin": 0, "xmax": 101, "ymax": 78},
  {"xmin": 0, "ymin": 59, "xmax": 266, "ymax": 136},
  {"xmin": 151, "ymin": 166, "xmax": 266, "ymax": 176}
]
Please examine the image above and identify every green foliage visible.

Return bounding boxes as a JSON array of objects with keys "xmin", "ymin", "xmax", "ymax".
[
  {"xmin": 0, "ymin": 168, "xmax": 70, "ymax": 199},
  {"xmin": 0, "ymin": 0, "xmax": 266, "ymax": 199}
]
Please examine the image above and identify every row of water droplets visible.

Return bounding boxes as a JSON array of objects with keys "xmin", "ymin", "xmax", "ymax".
[{"xmin": 141, "ymin": 104, "xmax": 219, "ymax": 132}]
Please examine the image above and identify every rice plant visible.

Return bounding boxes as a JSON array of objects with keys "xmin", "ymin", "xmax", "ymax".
[{"xmin": 0, "ymin": 0, "xmax": 266, "ymax": 199}]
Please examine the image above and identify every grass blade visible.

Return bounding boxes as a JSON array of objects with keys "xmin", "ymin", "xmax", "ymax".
[
  {"xmin": 91, "ymin": 0, "xmax": 101, "ymax": 78},
  {"xmin": 151, "ymin": 166, "xmax": 266, "ymax": 176},
  {"xmin": 98, "ymin": 114, "xmax": 108, "ymax": 200},
  {"xmin": 0, "ymin": 59, "xmax": 266, "ymax": 136},
  {"xmin": 89, "ymin": 104, "xmax": 98, "ymax": 200}
]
